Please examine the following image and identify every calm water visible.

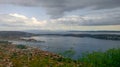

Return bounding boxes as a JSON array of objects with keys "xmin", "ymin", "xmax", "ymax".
[{"xmin": 11, "ymin": 35, "xmax": 120, "ymax": 59}]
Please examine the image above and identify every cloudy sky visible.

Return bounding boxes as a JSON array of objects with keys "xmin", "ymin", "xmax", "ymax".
[{"xmin": 0, "ymin": 0, "xmax": 120, "ymax": 31}]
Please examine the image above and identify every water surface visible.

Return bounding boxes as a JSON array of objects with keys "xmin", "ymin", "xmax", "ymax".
[{"xmin": 11, "ymin": 35, "xmax": 120, "ymax": 59}]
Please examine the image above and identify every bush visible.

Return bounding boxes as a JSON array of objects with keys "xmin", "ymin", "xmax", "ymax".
[
  {"xmin": 16, "ymin": 45, "xmax": 27, "ymax": 49},
  {"xmin": 59, "ymin": 48, "xmax": 75, "ymax": 58},
  {"xmin": 79, "ymin": 48, "xmax": 120, "ymax": 67}
]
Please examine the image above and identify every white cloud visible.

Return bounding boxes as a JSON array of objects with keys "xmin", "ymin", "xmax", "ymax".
[
  {"xmin": 0, "ymin": 9, "xmax": 120, "ymax": 31},
  {"xmin": 0, "ymin": 13, "xmax": 46, "ymax": 30},
  {"xmin": 9, "ymin": 13, "xmax": 28, "ymax": 19}
]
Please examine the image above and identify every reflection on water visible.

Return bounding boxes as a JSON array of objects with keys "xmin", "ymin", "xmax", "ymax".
[{"xmin": 10, "ymin": 36, "xmax": 120, "ymax": 59}]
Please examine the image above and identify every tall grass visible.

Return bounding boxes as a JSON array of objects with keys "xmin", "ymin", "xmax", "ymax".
[
  {"xmin": 78, "ymin": 48, "xmax": 120, "ymax": 67},
  {"xmin": 59, "ymin": 48, "xmax": 120, "ymax": 67}
]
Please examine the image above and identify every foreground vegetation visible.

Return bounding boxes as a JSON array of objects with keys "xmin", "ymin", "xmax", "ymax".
[
  {"xmin": 0, "ymin": 41, "xmax": 120, "ymax": 67},
  {"xmin": 79, "ymin": 48, "xmax": 120, "ymax": 67},
  {"xmin": 0, "ymin": 41, "xmax": 82, "ymax": 67}
]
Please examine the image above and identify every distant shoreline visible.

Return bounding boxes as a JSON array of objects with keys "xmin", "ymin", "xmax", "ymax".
[{"xmin": 0, "ymin": 31, "xmax": 120, "ymax": 41}]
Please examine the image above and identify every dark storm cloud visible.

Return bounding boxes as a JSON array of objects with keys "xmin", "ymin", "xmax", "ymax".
[
  {"xmin": 48, "ymin": 8, "xmax": 120, "ymax": 26},
  {"xmin": 0, "ymin": 0, "xmax": 120, "ymax": 18}
]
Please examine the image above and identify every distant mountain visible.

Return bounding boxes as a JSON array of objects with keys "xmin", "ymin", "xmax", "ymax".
[
  {"xmin": 24, "ymin": 30, "xmax": 69, "ymax": 34},
  {"xmin": 25, "ymin": 30, "xmax": 120, "ymax": 35},
  {"xmin": 0, "ymin": 31, "xmax": 120, "ymax": 40},
  {"xmin": 69, "ymin": 30, "xmax": 120, "ymax": 32},
  {"xmin": 0, "ymin": 31, "xmax": 34, "ymax": 38}
]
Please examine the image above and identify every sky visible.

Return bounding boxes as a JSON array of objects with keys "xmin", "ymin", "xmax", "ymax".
[{"xmin": 0, "ymin": 0, "xmax": 120, "ymax": 31}]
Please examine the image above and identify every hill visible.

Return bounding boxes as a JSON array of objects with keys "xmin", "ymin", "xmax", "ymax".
[
  {"xmin": 0, "ymin": 31, "xmax": 34, "ymax": 39},
  {"xmin": 0, "ymin": 41, "xmax": 82, "ymax": 67}
]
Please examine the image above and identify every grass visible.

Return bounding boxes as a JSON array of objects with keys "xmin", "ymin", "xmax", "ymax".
[
  {"xmin": 0, "ymin": 43, "xmax": 82, "ymax": 67},
  {"xmin": 78, "ymin": 48, "xmax": 120, "ymax": 67},
  {"xmin": 0, "ymin": 41, "xmax": 120, "ymax": 67}
]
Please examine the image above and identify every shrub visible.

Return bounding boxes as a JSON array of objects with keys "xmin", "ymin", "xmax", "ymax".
[
  {"xmin": 79, "ymin": 48, "xmax": 120, "ymax": 67},
  {"xmin": 59, "ymin": 48, "xmax": 75, "ymax": 58},
  {"xmin": 16, "ymin": 44, "xmax": 27, "ymax": 49}
]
